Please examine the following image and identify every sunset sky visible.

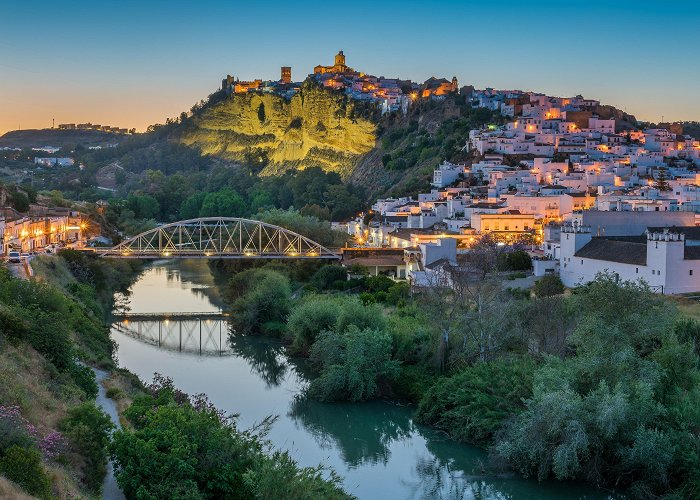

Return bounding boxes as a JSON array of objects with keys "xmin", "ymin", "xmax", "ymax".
[{"xmin": 1, "ymin": 0, "xmax": 699, "ymax": 135}]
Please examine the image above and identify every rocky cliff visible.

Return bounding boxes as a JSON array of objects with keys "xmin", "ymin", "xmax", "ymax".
[{"xmin": 177, "ymin": 84, "xmax": 378, "ymax": 178}]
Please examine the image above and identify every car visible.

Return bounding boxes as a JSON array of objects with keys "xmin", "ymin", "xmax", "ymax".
[{"xmin": 8, "ymin": 251, "xmax": 21, "ymax": 263}]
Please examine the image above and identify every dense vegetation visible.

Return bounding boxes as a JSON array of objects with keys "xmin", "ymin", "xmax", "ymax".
[
  {"xmin": 220, "ymin": 251, "xmax": 700, "ymax": 497},
  {"xmin": 110, "ymin": 375, "xmax": 351, "ymax": 499},
  {"xmin": 0, "ymin": 253, "xmax": 139, "ymax": 497}
]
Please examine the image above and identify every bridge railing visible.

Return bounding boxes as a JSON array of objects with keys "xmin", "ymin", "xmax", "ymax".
[{"xmin": 98, "ymin": 217, "xmax": 340, "ymax": 259}]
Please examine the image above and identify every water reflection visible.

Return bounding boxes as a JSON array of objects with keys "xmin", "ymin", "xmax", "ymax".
[
  {"xmin": 227, "ymin": 334, "xmax": 293, "ymax": 388},
  {"xmin": 289, "ymin": 395, "xmax": 414, "ymax": 468},
  {"xmin": 114, "ymin": 316, "xmax": 232, "ymax": 356},
  {"xmin": 112, "ymin": 261, "xmax": 615, "ymax": 500}
]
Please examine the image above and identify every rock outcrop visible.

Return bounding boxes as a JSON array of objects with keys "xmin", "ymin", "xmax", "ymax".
[{"xmin": 178, "ymin": 84, "xmax": 377, "ymax": 178}]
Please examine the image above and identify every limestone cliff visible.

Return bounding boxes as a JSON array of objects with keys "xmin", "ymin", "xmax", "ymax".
[{"xmin": 177, "ymin": 84, "xmax": 378, "ymax": 178}]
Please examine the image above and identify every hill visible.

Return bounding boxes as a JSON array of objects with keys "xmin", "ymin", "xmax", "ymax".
[{"xmin": 0, "ymin": 129, "xmax": 127, "ymax": 149}]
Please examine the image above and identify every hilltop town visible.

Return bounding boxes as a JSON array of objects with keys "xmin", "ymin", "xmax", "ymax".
[
  {"xmin": 341, "ymin": 85, "xmax": 700, "ymax": 294},
  {"xmin": 221, "ymin": 50, "xmax": 459, "ymax": 114}
]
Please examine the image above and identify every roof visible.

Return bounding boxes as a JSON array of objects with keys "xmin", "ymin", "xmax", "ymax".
[
  {"xmin": 574, "ymin": 237, "xmax": 647, "ymax": 265},
  {"xmin": 343, "ymin": 255, "xmax": 405, "ymax": 267}
]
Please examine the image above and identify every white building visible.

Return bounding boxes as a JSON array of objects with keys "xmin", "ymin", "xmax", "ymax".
[{"xmin": 559, "ymin": 224, "xmax": 700, "ymax": 294}]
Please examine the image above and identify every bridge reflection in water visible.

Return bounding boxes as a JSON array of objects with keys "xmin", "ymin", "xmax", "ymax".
[{"xmin": 112, "ymin": 312, "xmax": 232, "ymax": 356}]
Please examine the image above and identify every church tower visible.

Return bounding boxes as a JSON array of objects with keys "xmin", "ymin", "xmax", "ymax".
[
  {"xmin": 451, "ymin": 76, "xmax": 459, "ymax": 93},
  {"xmin": 335, "ymin": 50, "xmax": 346, "ymax": 67}
]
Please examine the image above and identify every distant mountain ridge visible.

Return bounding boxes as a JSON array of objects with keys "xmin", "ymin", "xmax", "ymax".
[{"xmin": 0, "ymin": 128, "xmax": 127, "ymax": 149}]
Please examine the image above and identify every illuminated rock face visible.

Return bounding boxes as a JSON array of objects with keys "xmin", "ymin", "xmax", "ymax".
[{"xmin": 178, "ymin": 85, "xmax": 377, "ymax": 178}]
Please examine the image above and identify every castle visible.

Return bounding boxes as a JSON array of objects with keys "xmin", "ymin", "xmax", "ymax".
[{"xmin": 313, "ymin": 50, "xmax": 358, "ymax": 76}]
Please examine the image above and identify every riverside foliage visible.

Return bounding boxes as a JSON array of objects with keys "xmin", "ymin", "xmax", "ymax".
[
  {"xmin": 222, "ymin": 262, "xmax": 700, "ymax": 497},
  {"xmin": 109, "ymin": 376, "xmax": 351, "ymax": 499}
]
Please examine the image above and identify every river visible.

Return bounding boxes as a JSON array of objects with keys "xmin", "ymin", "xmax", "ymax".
[{"xmin": 110, "ymin": 260, "xmax": 613, "ymax": 500}]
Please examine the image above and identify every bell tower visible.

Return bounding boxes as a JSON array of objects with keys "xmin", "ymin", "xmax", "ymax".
[{"xmin": 335, "ymin": 50, "xmax": 346, "ymax": 67}]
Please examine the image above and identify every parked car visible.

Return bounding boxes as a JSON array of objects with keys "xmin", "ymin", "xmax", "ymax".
[{"xmin": 8, "ymin": 251, "xmax": 21, "ymax": 263}]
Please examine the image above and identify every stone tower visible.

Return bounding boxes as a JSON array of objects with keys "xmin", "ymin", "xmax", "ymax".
[
  {"xmin": 335, "ymin": 50, "xmax": 346, "ymax": 67},
  {"xmin": 451, "ymin": 76, "xmax": 459, "ymax": 93},
  {"xmin": 281, "ymin": 66, "xmax": 292, "ymax": 84}
]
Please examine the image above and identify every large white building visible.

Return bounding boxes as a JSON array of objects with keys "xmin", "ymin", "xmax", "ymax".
[{"xmin": 559, "ymin": 224, "xmax": 700, "ymax": 294}]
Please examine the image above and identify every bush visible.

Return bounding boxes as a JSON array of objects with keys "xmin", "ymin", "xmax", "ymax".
[
  {"xmin": 105, "ymin": 387, "xmax": 125, "ymax": 400},
  {"xmin": 60, "ymin": 403, "xmax": 114, "ymax": 493},
  {"xmin": 287, "ymin": 296, "xmax": 340, "ymax": 354},
  {"xmin": 229, "ymin": 269, "xmax": 291, "ymax": 335},
  {"xmin": 0, "ymin": 446, "xmax": 51, "ymax": 499},
  {"xmin": 309, "ymin": 326, "xmax": 399, "ymax": 402},
  {"xmin": 416, "ymin": 357, "xmax": 536, "ymax": 444},
  {"xmin": 309, "ymin": 265, "xmax": 347, "ymax": 291},
  {"xmin": 110, "ymin": 376, "xmax": 350, "ymax": 499},
  {"xmin": 533, "ymin": 274, "xmax": 565, "ymax": 297}
]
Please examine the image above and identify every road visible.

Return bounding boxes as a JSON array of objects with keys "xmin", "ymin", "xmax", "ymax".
[{"xmin": 6, "ymin": 260, "xmax": 30, "ymax": 280}]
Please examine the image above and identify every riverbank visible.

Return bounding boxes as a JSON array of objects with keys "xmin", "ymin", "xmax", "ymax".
[
  {"xmin": 208, "ymin": 259, "xmax": 700, "ymax": 498},
  {"xmin": 110, "ymin": 259, "xmax": 614, "ymax": 499}
]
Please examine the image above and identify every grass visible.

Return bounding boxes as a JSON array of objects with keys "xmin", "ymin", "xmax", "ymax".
[
  {"xmin": 0, "ymin": 344, "xmax": 88, "ymax": 498},
  {"xmin": 0, "ymin": 476, "xmax": 35, "ymax": 500},
  {"xmin": 671, "ymin": 296, "xmax": 700, "ymax": 322},
  {"xmin": 30, "ymin": 256, "xmax": 76, "ymax": 288},
  {"xmin": 103, "ymin": 368, "xmax": 145, "ymax": 427}
]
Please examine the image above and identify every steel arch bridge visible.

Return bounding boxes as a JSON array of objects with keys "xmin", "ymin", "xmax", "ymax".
[{"xmin": 99, "ymin": 217, "xmax": 340, "ymax": 259}]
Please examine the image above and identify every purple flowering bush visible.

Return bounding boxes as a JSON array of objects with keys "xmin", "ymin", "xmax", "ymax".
[{"xmin": 0, "ymin": 405, "xmax": 59, "ymax": 498}]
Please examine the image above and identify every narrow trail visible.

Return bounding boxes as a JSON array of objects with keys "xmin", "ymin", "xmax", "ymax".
[{"xmin": 92, "ymin": 368, "xmax": 126, "ymax": 500}]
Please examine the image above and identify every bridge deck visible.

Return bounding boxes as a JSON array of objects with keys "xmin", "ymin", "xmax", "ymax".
[{"xmin": 112, "ymin": 311, "xmax": 229, "ymax": 320}]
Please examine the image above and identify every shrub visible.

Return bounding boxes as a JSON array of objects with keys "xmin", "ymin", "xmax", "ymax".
[
  {"xmin": 416, "ymin": 358, "xmax": 535, "ymax": 444},
  {"xmin": 533, "ymin": 274, "xmax": 565, "ymax": 297},
  {"xmin": 287, "ymin": 296, "xmax": 340, "ymax": 354},
  {"xmin": 105, "ymin": 387, "xmax": 124, "ymax": 400},
  {"xmin": 60, "ymin": 403, "xmax": 114, "ymax": 493},
  {"xmin": 309, "ymin": 265, "xmax": 347, "ymax": 291},
  {"xmin": 0, "ymin": 446, "xmax": 51, "ymax": 499},
  {"xmin": 0, "ymin": 406, "xmax": 35, "ymax": 456},
  {"xmin": 309, "ymin": 326, "xmax": 399, "ymax": 402},
  {"xmin": 110, "ymin": 377, "xmax": 350, "ymax": 499},
  {"xmin": 229, "ymin": 269, "xmax": 291, "ymax": 335}
]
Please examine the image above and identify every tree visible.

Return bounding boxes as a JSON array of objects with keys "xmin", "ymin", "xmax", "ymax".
[
  {"xmin": 494, "ymin": 274, "xmax": 695, "ymax": 495},
  {"xmin": 199, "ymin": 188, "xmax": 246, "ymax": 217},
  {"xmin": 309, "ymin": 326, "xmax": 399, "ymax": 402},
  {"xmin": 126, "ymin": 193, "xmax": 160, "ymax": 220},
  {"xmin": 416, "ymin": 357, "xmax": 535, "ymax": 444},
  {"xmin": 229, "ymin": 269, "xmax": 291, "ymax": 336},
  {"xmin": 60, "ymin": 403, "xmax": 114, "ymax": 493},
  {"xmin": 655, "ymin": 168, "xmax": 671, "ymax": 191},
  {"xmin": 110, "ymin": 376, "xmax": 351, "ymax": 499}
]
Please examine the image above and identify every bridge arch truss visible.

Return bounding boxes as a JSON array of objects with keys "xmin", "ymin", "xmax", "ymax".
[{"xmin": 99, "ymin": 217, "xmax": 339, "ymax": 259}]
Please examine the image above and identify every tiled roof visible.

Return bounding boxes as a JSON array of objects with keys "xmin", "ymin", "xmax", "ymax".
[{"xmin": 574, "ymin": 238, "xmax": 647, "ymax": 265}]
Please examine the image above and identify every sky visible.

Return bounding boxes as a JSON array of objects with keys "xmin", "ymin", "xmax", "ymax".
[{"xmin": 1, "ymin": 0, "xmax": 699, "ymax": 135}]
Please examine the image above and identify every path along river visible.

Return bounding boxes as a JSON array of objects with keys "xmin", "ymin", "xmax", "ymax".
[{"xmin": 110, "ymin": 260, "xmax": 614, "ymax": 500}]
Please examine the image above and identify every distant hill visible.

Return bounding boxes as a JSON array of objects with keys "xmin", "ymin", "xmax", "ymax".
[{"xmin": 0, "ymin": 128, "xmax": 128, "ymax": 149}]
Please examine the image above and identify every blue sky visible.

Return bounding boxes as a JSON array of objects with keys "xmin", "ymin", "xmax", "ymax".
[{"xmin": 1, "ymin": 0, "xmax": 698, "ymax": 133}]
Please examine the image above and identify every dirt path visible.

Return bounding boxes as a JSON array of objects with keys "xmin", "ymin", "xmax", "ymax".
[{"xmin": 93, "ymin": 368, "xmax": 126, "ymax": 500}]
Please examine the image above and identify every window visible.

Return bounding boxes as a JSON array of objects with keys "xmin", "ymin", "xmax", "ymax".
[
  {"xmin": 580, "ymin": 259, "xmax": 583, "ymax": 264},
  {"xmin": 652, "ymin": 270, "xmax": 655, "ymax": 275},
  {"xmin": 636, "ymin": 268, "xmax": 639, "ymax": 274},
  {"xmin": 690, "ymin": 270, "xmax": 693, "ymax": 276}
]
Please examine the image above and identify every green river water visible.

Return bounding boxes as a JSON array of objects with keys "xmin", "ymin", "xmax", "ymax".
[{"xmin": 110, "ymin": 260, "xmax": 617, "ymax": 500}]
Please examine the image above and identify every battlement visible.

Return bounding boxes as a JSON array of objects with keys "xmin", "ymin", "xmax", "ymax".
[
  {"xmin": 646, "ymin": 228, "xmax": 685, "ymax": 242},
  {"xmin": 561, "ymin": 223, "xmax": 591, "ymax": 234}
]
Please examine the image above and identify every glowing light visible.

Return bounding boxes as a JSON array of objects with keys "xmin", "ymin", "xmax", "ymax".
[{"xmin": 163, "ymin": 251, "xmax": 171, "ymax": 257}]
